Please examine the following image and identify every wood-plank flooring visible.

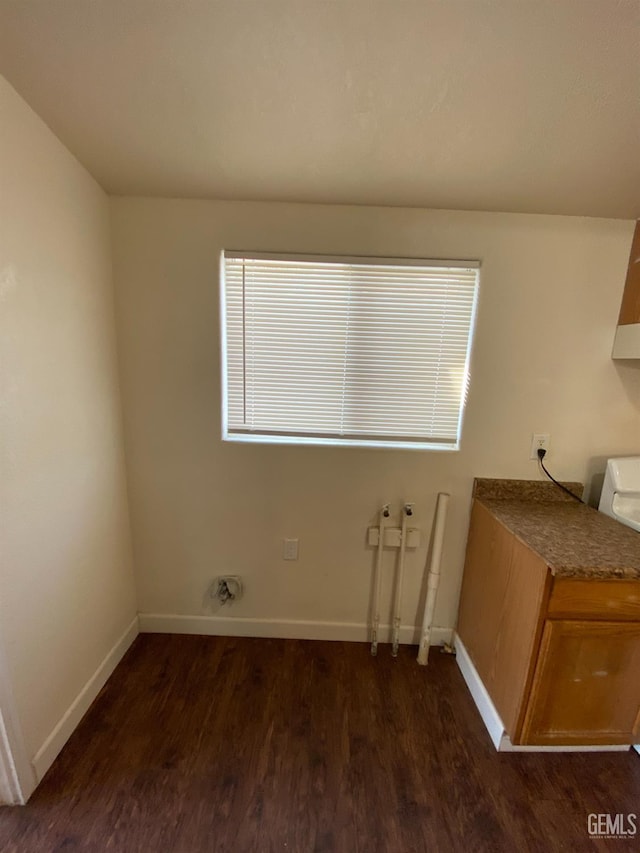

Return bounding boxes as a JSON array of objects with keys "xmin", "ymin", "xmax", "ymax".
[{"xmin": 0, "ymin": 634, "xmax": 638, "ymax": 852}]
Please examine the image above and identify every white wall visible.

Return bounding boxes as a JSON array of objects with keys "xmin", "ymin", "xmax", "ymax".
[
  {"xmin": 0, "ymin": 77, "xmax": 137, "ymax": 776},
  {"xmin": 111, "ymin": 198, "xmax": 640, "ymax": 641}
]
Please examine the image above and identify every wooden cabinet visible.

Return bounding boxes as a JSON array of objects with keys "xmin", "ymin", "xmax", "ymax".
[
  {"xmin": 618, "ymin": 221, "xmax": 640, "ymax": 326},
  {"xmin": 457, "ymin": 501, "xmax": 640, "ymax": 746},
  {"xmin": 522, "ymin": 620, "xmax": 640, "ymax": 745},
  {"xmin": 612, "ymin": 220, "xmax": 640, "ymax": 358}
]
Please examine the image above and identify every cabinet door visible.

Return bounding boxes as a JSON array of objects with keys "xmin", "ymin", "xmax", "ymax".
[
  {"xmin": 457, "ymin": 502, "xmax": 515, "ymax": 680},
  {"xmin": 521, "ymin": 620, "xmax": 640, "ymax": 745},
  {"xmin": 457, "ymin": 502, "xmax": 549, "ymax": 739}
]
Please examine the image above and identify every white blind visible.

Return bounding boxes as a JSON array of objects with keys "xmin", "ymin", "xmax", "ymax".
[{"xmin": 222, "ymin": 252, "xmax": 479, "ymax": 449}]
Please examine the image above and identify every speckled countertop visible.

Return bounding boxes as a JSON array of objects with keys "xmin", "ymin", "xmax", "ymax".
[{"xmin": 474, "ymin": 479, "xmax": 640, "ymax": 580}]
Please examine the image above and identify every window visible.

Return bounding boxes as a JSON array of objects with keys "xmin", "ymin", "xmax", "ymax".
[{"xmin": 221, "ymin": 252, "xmax": 479, "ymax": 450}]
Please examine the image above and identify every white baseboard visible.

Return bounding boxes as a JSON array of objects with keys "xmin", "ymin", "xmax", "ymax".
[
  {"xmin": 32, "ymin": 615, "xmax": 139, "ymax": 783},
  {"xmin": 453, "ymin": 633, "xmax": 630, "ymax": 753},
  {"xmin": 454, "ymin": 632, "xmax": 505, "ymax": 749},
  {"xmin": 139, "ymin": 613, "xmax": 452, "ymax": 647},
  {"xmin": 0, "ymin": 631, "xmax": 36, "ymax": 805},
  {"xmin": 0, "ymin": 712, "xmax": 29, "ymax": 805}
]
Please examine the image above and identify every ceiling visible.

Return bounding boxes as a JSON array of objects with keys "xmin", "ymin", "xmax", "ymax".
[{"xmin": 0, "ymin": 0, "xmax": 638, "ymax": 218}]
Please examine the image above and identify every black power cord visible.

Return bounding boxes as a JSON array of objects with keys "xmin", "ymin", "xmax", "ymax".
[{"xmin": 537, "ymin": 448, "xmax": 584, "ymax": 503}]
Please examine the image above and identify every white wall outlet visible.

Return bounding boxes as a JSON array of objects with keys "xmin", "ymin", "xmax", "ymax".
[
  {"xmin": 283, "ymin": 538, "xmax": 299, "ymax": 560},
  {"xmin": 368, "ymin": 527, "xmax": 402, "ymax": 547},
  {"xmin": 406, "ymin": 528, "xmax": 421, "ymax": 548},
  {"xmin": 385, "ymin": 528, "xmax": 402, "ymax": 548},
  {"xmin": 367, "ymin": 527, "xmax": 421, "ymax": 548},
  {"xmin": 530, "ymin": 433, "xmax": 551, "ymax": 460}
]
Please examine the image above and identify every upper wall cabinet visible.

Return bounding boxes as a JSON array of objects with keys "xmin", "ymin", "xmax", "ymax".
[{"xmin": 613, "ymin": 221, "xmax": 640, "ymax": 359}]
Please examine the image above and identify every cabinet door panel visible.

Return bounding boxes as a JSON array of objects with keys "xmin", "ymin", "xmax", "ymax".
[
  {"xmin": 457, "ymin": 502, "xmax": 549, "ymax": 738},
  {"xmin": 457, "ymin": 502, "xmax": 515, "ymax": 680},
  {"xmin": 521, "ymin": 620, "xmax": 640, "ymax": 745}
]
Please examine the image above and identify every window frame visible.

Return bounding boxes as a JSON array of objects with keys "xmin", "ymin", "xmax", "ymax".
[{"xmin": 220, "ymin": 251, "xmax": 480, "ymax": 451}]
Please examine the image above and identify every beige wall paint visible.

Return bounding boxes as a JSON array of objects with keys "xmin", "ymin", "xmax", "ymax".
[
  {"xmin": 0, "ymin": 77, "xmax": 137, "ymax": 760},
  {"xmin": 111, "ymin": 198, "xmax": 640, "ymax": 637}
]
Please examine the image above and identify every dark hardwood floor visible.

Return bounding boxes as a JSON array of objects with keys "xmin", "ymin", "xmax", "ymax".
[{"xmin": 0, "ymin": 634, "xmax": 638, "ymax": 852}]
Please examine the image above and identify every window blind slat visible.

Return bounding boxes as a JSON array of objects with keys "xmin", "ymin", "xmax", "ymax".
[{"xmin": 222, "ymin": 253, "xmax": 478, "ymax": 449}]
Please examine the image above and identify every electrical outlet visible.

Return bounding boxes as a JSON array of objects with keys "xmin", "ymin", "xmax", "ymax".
[
  {"xmin": 367, "ymin": 527, "xmax": 421, "ymax": 548},
  {"xmin": 530, "ymin": 433, "xmax": 550, "ymax": 460},
  {"xmin": 385, "ymin": 528, "xmax": 403, "ymax": 547},
  {"xmin": 283, "ymin": 538, "xmax": 299, "ymax": 560},
  {"xmin": 406, "ymin": 528, "xmax": 421, "ymax": 548},
  {"xmin": 368, "ymin": 527, "xmax": 401, "ymax": 547}
]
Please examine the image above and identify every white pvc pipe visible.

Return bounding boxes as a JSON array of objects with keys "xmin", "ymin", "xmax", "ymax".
[
  {"xmin": 391, "ymin": 504, "xmax": 412, "ymax": 657},
  {"xmin": 417, "ymin": 492, "xmax": 450, "ymax": 666},
  {"xmin": 370, "ymin": 504, "xmax": 389, "ymax": 656}
]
